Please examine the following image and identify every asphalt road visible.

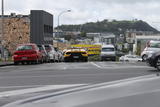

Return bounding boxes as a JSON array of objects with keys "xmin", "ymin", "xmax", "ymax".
[{"xmin": 0, "ymin": 61, "xmax": 157, "ymax": 106}]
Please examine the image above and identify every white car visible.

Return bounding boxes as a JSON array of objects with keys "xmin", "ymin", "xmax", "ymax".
[
  {"xmin": 44, "ymin": 44, "xmax": 59, "ymax": 62},
  {"xmin": 119, "ymin": 55, "xmax": 142, "ymax": 62},
  {"xmin": 57, "ymin": 50, "xmax": 63, "ymax": 62},
  {"xmin": 141, "ymin": 40, "xmax": 160, "ymax": 61}
]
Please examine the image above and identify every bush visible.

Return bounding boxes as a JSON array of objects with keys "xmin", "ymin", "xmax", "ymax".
[{"xmin": 88, "ymin": 55, "xmax": 101, "ymax": 61}]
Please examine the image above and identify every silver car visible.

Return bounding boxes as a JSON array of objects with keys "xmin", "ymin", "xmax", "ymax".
[{"xmin": 44, "ymin": 44, "xmax": 59, "ymax": 62}]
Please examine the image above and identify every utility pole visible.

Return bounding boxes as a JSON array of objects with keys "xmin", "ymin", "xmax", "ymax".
[{"xmin": 0, "ymin": 0, "xmax": 4, "ymax": 60}]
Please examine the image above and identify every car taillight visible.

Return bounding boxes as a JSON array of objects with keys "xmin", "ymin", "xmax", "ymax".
[
  {"xmin": 14, "ymin": 52, "xmax": 21, "ymax": 55},
  {"xmin": 14, "ymin": 52, "xmax": 17, "ymax": 55}
]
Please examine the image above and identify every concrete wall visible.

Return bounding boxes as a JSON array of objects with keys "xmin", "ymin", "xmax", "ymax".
[{"xmin": 0, "ymin": 17, "xmax": 30, "ymax": 54}]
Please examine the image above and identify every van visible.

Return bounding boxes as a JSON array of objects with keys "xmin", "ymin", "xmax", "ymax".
[
  {"xmin": 100, "ymin": 45, "xmax": 116, "ymax": 61},
  {"xmin": 141, "ymin": 40, "xmax": 160, "ymax": 61}
]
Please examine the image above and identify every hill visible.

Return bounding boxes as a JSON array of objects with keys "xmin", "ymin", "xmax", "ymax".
[{"xmin": 57, "ymin": 20, "xmax": 159, "ymax": 35}]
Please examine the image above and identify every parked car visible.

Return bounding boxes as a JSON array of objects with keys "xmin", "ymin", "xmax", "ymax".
[
  {"xmin": 37, "ymin": 44, "xmax": 49, "ymax": 63},
  {"xmin": 100, "ymin": 44, "xmax": 116, "ymax": 61},
  {"xmin": 64, "ymin": 48, "xmax": 88, "ymax": 62},
  {"xmin": 119, "ymin": 55, "xmax": 142, "ymax": 62},
  {"xmin": 57, "ymin": 50, "xmax": 63, "ymax": 62},
  {"xmin": 146, "ymin": 51, "xmax": 160, "ymax": 71},
  {"xmin": 44, "ymin": 44, "xmax": 59, "ymax": 62},
  {"xmin": 141, "ymin": 40, "xmax": 160, "ymax": 61},
  {"xmin": 13, "ymin": 43, "xmax": 43, "ymax": 65}
]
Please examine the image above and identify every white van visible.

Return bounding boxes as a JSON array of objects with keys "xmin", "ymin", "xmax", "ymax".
[
  {"xmin": 141, "ymin": 40, "xmax": 160, "ymax": 61},
  {"xmin": 100, "ymin": 44, "xmax": 116, "ymax": 61}
]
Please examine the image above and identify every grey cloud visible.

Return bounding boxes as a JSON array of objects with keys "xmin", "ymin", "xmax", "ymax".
[{"xmin": 3, "ymin": 0, "xmax": 160, "ymax": 29}]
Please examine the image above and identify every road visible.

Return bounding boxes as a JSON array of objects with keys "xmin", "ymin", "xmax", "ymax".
[{"xmin": 0, "ymin": 61, "xmax": 157, "ymax": 106}]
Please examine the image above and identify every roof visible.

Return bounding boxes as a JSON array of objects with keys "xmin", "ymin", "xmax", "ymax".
[{"xmin": 102, "ymin": 44, "xmax": 115, "ymax": 48}]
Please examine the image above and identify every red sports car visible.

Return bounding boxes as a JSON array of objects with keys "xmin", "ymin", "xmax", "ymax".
[{"xmin": 13, "ymin": 43, "xmax": 43, "ymax": 65}]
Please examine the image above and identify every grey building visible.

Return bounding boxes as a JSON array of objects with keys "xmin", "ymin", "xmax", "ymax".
[{"xmin": 30, "ymin": 10, "xmax": 53, "ymax": 44}]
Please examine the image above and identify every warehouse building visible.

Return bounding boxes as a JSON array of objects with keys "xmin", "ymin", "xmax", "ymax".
[{"xmin": 0, "ymin": 10, "xmax": 53, "ymax": 54}]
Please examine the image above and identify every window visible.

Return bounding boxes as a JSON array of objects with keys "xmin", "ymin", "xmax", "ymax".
[
  {"xmin": 102, "ymin": 48, "xmax": 114, "ymax": 52},
  {"xmin": 16, "ymin": 45, "xmax": 33, "ymax": 51},
  {"xmin": 149, "ymin": 43, "xmax": 160, "ymax": 48}
]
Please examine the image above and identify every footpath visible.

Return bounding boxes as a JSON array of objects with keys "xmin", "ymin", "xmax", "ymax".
[{"xmin": 0, "ymin": 61, "xmax": 14, "ymax": 67}]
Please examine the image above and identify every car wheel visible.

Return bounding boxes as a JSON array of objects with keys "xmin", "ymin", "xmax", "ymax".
[
  {"xmin": 21, "ymin": 62, "xmax": 25, "ymax": 65},
  {"xmin": 14, "ymin": 61, "xmax": 18, "ymax": 65},
  {"xmin": 64, "ymin": 59, "xmax": 69, "ymax": 62},
  {"xmin": 112, "ymin": 58, "xmax": 116, "ymax": 61},
  {"xmin": 142, "ymin": 55, "xmax": 147, "ymax": 62},
  {"xmin": 84, "ymin": 58, "xmax": 88, "ymax": 62},
  {"xmin": 27, "ymin": 61, "xmax": 30, "ymax": 65},
  {"xmin": 156, "ymin": 57, "xmax": 160, "ymax": 71},
  {"xmin": 35, "ymin": 59, "xmax": 39, "ymax": 64}
]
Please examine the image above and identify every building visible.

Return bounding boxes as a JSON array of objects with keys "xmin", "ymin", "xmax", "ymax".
[
  {"xmin": 125, "ymin": 30, "xmax": 159, "ymax": 54},
  {"xmin": 0, "ymin": 10, "xmax": 53, "ymax": 54},
  {"xmin": 86, "ymin": 33, "xmax": 116, "ymax": 45},
  {"xmin": 134, "ymin": 35, "xmax": 160, "ymax": 55},
  {"xmin": 30, "ymin": 10, "xmax": 53, "ymax": 44}
]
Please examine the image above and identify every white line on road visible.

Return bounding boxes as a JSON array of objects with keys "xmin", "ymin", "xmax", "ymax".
[
  {"xmin": 0, "ymin": 84, "xmax": 87, "ymax": 98},
  {"xmin": 0, "ymin": 85, "xmax": 45, "ymax": 89},
  {"xmin": 90, "ymin": 62, "xmax": 101, "ymax": 68}
]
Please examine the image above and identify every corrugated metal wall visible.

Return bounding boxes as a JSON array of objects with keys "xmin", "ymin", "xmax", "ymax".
[{"xmin": 30, "ymin": 10, "xmax": 53, "ymax": 45}]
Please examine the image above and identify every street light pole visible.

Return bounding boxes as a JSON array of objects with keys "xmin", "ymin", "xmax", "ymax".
[
  {"xmin": 57, "ymin": 10, "xmax": 71, "ymax": 47},
  {"xmin": 57, "ymin": 10, "xmax": 71, "ymax": 28}
]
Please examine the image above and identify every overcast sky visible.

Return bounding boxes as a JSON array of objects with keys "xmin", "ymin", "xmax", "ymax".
[{"xmin": 3, "ymin": 0, "xmax": 160, "ymax": 29}]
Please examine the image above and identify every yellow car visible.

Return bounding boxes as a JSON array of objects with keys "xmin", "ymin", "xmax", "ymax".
[{"xmin": 63, "ymin": 48, "xmax": 88, "ymax": 62}]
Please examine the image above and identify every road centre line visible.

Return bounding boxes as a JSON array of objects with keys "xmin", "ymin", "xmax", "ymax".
[{"xmin": 0, "ymin": 84, "xmax": 87, "ymax": 98}]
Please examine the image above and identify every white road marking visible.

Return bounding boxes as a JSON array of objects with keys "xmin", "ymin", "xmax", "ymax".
[
  {"xmin": 0, "ymin": 84, "xmax": 87, "ymax": 98},
  {"xmin": 90, "ymin": 62, "xmax": 101, "ymax": 68},
  {"xmin": 0, "ymin": 85, "xmax": 45, "ymax": 89}
]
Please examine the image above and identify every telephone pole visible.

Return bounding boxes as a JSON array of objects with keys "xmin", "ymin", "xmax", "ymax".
[{"xmin": 0, "ymin": 0, "xmax": 4, "ymax": 60}]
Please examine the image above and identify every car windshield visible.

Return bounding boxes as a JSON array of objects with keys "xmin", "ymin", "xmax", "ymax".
[
  {"xmin": 37, "ymin": 46, "xmax": 44, "ymax": 51},
  {"xmin": 45, "ymin": 46, "xmax": 52, "ymax": 52},
  {"xmin": 149, "ymin": 43, "xmax": 160, "ymax": 48},
  {"xmin": 16, "ymin": 45, "xmax": 33, "ymax": 51},
  {"xmin": 102, "ymin": 48, "xmax": 114, "ymax": 52}
]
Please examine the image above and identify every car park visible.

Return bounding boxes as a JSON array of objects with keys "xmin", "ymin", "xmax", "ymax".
[
  {"xmin": 44, "ymin": 44, "xmax": 59, "ymax": 62},
  {"xmin": 119, "ymin": 55, "xmax": 142, "ymax": 62},
  {"xmin": 64, "ymin": 48, "xmax": 88, "ymax": 62},
  {"xmin": 13, "ymin": 43, "xmax": 43, "ymax": 65},
  {"xmin": 141, "ymin": 40, "xmax": 160, "ymax": 61},
  {"xmin": 37, "ymin": 44, "xmax": 49, "ymax": 63}
]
